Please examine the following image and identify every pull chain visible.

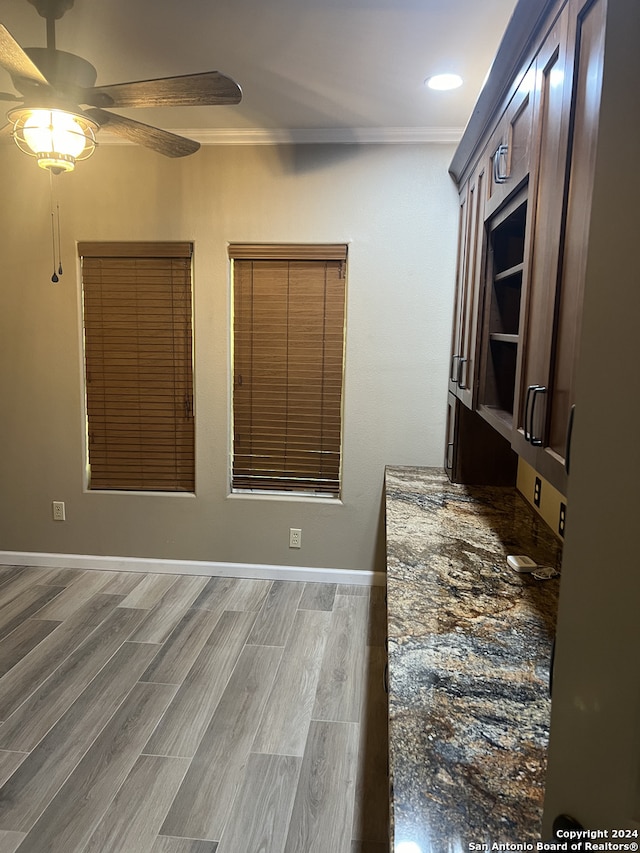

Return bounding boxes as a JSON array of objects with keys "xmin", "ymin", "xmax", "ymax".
[
  {"xmin": 50, "ymin": 209, "xmax": 58, "ymax": 283},
  {"xmin": 49, "ymin": 171, "xmax": 62, "ymax": 283},
  {"xmin": 57, "ymin": 202, "xmax": 63, "ymax": 276}
]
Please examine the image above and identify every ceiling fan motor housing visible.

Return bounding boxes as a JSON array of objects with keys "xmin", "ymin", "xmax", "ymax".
[
  {"xmin": 19, "ymin": 48, "xmax": 98, "ymax": 95},
  {"xmin": 27, "ymin": 0, "xmax": 75, "ymax": 21}
]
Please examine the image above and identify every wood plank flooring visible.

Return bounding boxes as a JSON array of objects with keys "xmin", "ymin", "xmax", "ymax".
[{"xmin": 0, "ymin": 567, "xmax": 389, "ymax": 853}]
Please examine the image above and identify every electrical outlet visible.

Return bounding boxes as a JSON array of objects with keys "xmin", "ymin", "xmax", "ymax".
[
  {"xmin": 534, "ymin": 476, "xmax": 542, "ymax": 508},
  {"xmin": 558, "ymin": 502, "xmax": 566, "ymax": 538},
  {"xmin": 289, "ymin": 528, "xmax": 302, "ymax": 549},
  {"xmin": 52, "ymin": 501, "xmax": 66, "ymax": 521}
]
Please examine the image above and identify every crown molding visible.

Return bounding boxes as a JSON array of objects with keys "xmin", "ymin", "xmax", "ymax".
[
  {"xmin": 449, "ymin": 0, "xmax": 555, "ymax": 182},
  {"xmin": 97, "ymin": 126, "xmax": 464, "ymax": 146}
]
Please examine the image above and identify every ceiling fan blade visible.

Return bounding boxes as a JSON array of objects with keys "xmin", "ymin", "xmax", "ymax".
[
  {"xmin": 86, "ymin": 108, "xmax": 200, "ymax": 158},
  {"xmin": 0, "ymin": 92, "xmax": 21, "ymax": 102},
  {"xmin": 0, "ymin": 24, "xmax": 51, "ymax": 89},
  {"xmin": 82, "ymin": 71, "xmax": 242, "ymax": 109}
]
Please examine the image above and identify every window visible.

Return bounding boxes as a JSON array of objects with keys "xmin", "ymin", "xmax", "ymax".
[
  {"xmin": 78, "ymin": 242, "xmax": 194, "ymax": 492},
  {"xmin": 230, "ymin": 244, "xmax": 347, "ymax": 497}
]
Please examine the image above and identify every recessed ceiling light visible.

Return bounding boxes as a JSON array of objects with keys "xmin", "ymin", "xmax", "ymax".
[{"xmin": 426, "ymin": 73, "xmax": 463, "ymax": 91}]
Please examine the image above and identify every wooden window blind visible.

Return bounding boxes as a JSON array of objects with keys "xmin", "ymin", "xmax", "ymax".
[
  {"xmin": 78, "ymin": 241, "xmax": 195, "ymax": 492},
  {"xmin": 230, "ymin": 244, "xmax": 347, "ymax": 496}
]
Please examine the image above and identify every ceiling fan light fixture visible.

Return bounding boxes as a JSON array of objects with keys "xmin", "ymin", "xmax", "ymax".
[{"xmin": 8, "ymin": 107, "xmax": 98, "ymax": 174}]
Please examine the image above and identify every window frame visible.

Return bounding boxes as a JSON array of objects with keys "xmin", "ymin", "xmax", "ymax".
[
  {"xmin": 78, "ymin": 241, "xmax": 196, "ymax": 494},
  {"xmin": 229, "ymin": 243, "xmax": 348, "ymax": 499}
]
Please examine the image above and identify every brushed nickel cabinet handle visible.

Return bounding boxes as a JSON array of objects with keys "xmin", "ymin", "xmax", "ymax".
[
  {"xmin": 524, "ymin": 384, "xmax": 536, "ymax": 442},
  {"xmin": 493, "ymin": 143, "xmax": 509, "ymax": 183},
  {"xmin": 565, "ymin": 403, "xmax": 575, "ymax": 474},
  {"xmin": 457, "ymin": 357, "xmax": 468, "ymax": 389},
  {"xmin": 524, "ymin": 384, "xmax": 546, "ymax": 444},
  {"xmin": 529, "ymin": 385, "xmax": 547, "ymax": 446},
  {"xmin": 450, "ymin": 354, "xmax": 460, "ymax": 383},
  {"xmin": 446, "ymin": 442, "xmax": 454, "ymax": 471}
]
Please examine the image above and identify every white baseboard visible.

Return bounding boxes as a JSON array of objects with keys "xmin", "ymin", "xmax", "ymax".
[{"xmin": 0, "ymin": 551, "xmax": 386, "ymax": 587}]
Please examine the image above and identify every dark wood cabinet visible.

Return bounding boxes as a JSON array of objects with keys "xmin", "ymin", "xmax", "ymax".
[
  {"xmin": 449, "ymin": 164, "xmax": 485, "ymax": 408},
  {"xmin": 485, "ymin": 67, "xmax": 536, "ymax": 219},
  {"xmin": 545, "ymin": 0, "xmax": 606, "ymax": 476},
  {"xmin": 511, "ymin": 4, "xmax": 574, "ymax": 491},
  {"xmin": 513, "ymin": 0, "xmax": 605, "ymax": 492},
  {"xmin": 446, "ymin": 0, "xmax": 609, "ymax": 496}
]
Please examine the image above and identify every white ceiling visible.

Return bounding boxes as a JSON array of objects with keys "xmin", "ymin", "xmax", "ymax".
[{"xmin": 1, "ymin": 0, "xmax": 518, "ymax": 143}]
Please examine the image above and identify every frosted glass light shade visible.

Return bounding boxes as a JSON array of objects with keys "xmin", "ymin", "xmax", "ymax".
[{"xmin": 9, "ymin": 108, "xmax": 98, "ymax": 174}]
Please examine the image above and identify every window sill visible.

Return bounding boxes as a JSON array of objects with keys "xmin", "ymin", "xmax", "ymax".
[
  {"xmin": 227, "ymin": 490, "xmax": 342, "ymax": 505},
  {"xmin": 85, "ymin": 489, "xmax": 197, "ymax": 498}
]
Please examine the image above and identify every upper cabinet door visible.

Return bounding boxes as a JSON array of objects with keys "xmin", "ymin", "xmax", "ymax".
[
  {"xmin": 546, "ymin": 0, "xmax": 606, "ymax": 474},
  {"xmin": 511, "ymin": 5, "xmax": 574, "ymax": 489},
  {"xmin": 485, "ymin": 63, "xmax": 536, "ymax": 219},
  {"xmin": 449, "ymin": 186, "xmax": 469, "ymax": 397},
  {"xmin": 515, "ymin": 0, "xmax": 606, "ymax": 490},
  {"xmin": 457, "ymin": 166, "xmax": 486, "ymax": 408},
  {"xmin": 449, "ymin": 163, "xmax": 486, "ymax": 408}
]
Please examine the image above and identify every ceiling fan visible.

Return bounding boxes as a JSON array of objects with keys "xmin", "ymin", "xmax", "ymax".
[{"xmin": 0, "ymin": 0, "xmax": 242, "ymax": 172}]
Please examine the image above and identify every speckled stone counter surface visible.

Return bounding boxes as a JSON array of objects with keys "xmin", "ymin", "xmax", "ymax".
[{"xmin": 385, "ymin": 465, "xmax": 563, "ymax": 853}]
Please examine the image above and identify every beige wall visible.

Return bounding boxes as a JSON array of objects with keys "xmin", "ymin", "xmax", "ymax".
[
  {"xmin": 0, "ymin": 141, "xmax": 458, "ymax": 572},
  {"xmin": 516, "ymin": 459, "xmax": 565, "ymax": 541}
]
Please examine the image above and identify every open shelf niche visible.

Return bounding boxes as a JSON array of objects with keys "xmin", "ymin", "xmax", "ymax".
[{"xmin": 479, "ymin": 191, "xmax": 528, "ymax": 433}]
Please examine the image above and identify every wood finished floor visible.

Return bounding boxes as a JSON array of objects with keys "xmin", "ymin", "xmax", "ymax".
[{"xmin": 0, "ymin": 566, "xmax": 389, "ymax": 853}]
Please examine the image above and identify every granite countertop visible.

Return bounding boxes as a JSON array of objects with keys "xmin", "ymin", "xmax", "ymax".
[{"xmin": 385, "ymin": 465, "xmax": 563, "ymax": 853}]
